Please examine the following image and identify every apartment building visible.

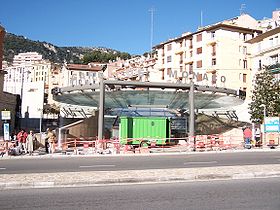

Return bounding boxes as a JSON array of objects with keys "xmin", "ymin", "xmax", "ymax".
[
  {"xmin": 246, "ymin": 26, "xmax": 280, "ymax": 99},
  {"xmin": 62, "ymin": 63, "xmax": 104, "ymax": 87},
  {"xmin": 3, "ymin": 52, "xmax": 53, "ymax": 118},
  {"xmin": 13, "ymin": 52, "xmax": 43, "ymax": 66},
  {"xmin": 153, "ymin": 14, "xmax": 262, "ymax": 97},
  {"xmin": 258, "ymin": 9, "xmax": 280, "ymax": 32},
  {"xmin": 4, "ymin": 58, "xmax": 51, "ymax": 96},
  {"xmin": 108, "ymin": 56, "xmax": 156, "ymax": 82}
]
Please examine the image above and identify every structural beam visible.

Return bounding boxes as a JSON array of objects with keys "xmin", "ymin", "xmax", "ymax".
[
  {"xmin": 98, "ymin": 73, "xmax": 105, "ymax": 140},
  {"xmin": 188, "ymin": 79, "xmax": 195, "ymax": 148}
]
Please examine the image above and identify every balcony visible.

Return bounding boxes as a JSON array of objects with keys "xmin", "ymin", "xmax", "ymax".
[{"xmin": 268, "ymin": 63, "xmax": 280, "ymax": 74}]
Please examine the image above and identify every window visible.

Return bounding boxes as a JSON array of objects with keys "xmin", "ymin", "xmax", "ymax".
[
  {"xmin": 167, "ymin": 68, "xmax": 172, "ymax": 75},
  {"xmin": 167, "ymin": 56, "xmax": 172, "ymax": 63},
  {"xmin": 197, "ymin": 60, "xmax": 202, "ymax": 68},
  {"xmin": 259, "ymin": 60, "xmax": 262, "ymax": 69},
  {"xmin": 212, "ymin": 45, "xmax": 216, "ymax": 56},
  {"xmin": 189, "ymin": 64, "xmax": 193, "ymax": 73},
  {"xmin": 243, "ymin": 74, "xmax": 247, "ymax": 83},
  {"xmin": 211, "ymin": 32, "xmax": 215, "ymax": 39},
  {"xmin": 212, "ymin": 58, "xmax": 216, "ymax": 66},
  {"xmin": 179, "ymin": 41, "xmax": 183, "ymax": 48},
  {"xmin": 167, "ymin": 44, "xmax": 172, "ymax": 51},
  {"xmin": 243, "ymin": 46, "xmax": 247, "ymax": 55},
  {"xmin": 243, "ymin": 59, "xmax": 247, "ymax": 69},
  {"xmin": 161, "ymin": 69, "xmax": 165, "ymax": 80},
  {"xmin": 243, "ymin": 34, "xmax": 247, "ymax": 41},
  {"xmin": 162, "ymin": 58, "xmax": 164, "ymax": 64},
  {"xmin": 190, "ymin": 51, "xmax": 193, "ymax": 57},
  {"xmin": 179, "ymin": 54, "xmax": 183, "ymax": 64},
  {"xmin": 269, "ymin": 38, "xmax": 273, "ymax": 47},
  {"xmin": 196, "ymin": 34, "xmax": 202, "ymax": 42},
  {"xmin": 196, "ymin": 47, "xmax": 202, "ymax": 54},
  {"xmin": 180, "ymin": 66, "xmax": 183, "ymax": 72},
  {"xmin": 189, "ymin": 39, "xmax": 193, "ymax": 49},
  {"xmin": 197, "ymin": 74, "xmax": 202, "ymax": 81}
]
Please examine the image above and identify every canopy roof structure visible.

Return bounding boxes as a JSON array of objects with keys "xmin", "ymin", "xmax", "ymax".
[{"xmin": 52, "ymin": 80, "xmax": 244, "ymax": 111}]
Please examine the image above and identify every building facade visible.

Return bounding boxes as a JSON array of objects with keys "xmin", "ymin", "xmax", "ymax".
[
  {"xmin": 246, "ymin": 26, "xmax": 280, "ymax": 99},
  {"xmin": 153, "ymin": 15, "xmax": 262, "ymax": 99}
]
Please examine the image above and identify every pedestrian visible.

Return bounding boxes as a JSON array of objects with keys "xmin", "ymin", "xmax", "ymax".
[
  {"xmin": 255, "ymin": 127, "xmax": 261, "ymax": 147},
  {"xmin": 17, "ymin": 129, "xmax": 28, "ymax": 154},
  {"xmin": 43, "ymin": 129, "xmax": 49, "ymax": 154},
  {"xmin": 26, "ymin": 130, "xmax": 36, "ymax": 155},
  {"xmin": 243, "ymin": 126, "xmax": 252, "ymax": 148},
  {"xmin": 47, "ymin": 128, "xmax": 56, "ymax": 154}
]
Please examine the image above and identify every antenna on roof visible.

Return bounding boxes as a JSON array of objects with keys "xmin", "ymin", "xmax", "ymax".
[
  {"xmin": 200, "ymin": 10, "xmax": 203, "ymax": 27},
  {"xmin": 149, "ymin": 7, "xmax": 155, "ymax": 58},
  {"xmin": 239, "ymin": 4, "xmax": 246, "ymax": 15}
]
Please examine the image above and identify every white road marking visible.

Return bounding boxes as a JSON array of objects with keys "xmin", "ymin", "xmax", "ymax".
[
  {"xmin": 79, "ymin": 165, "xmax": 115, "ymax": 168},
  {"xmin": 0, "ymin": 168, "xmax": 6, "ymax": 170},
  {"xmin": 184, "ymin": 161, "xmax": 217, "ymax": 165}
]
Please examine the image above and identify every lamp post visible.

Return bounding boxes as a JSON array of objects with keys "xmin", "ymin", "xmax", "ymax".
[
  {"xmin": 38, "ymin": 108, "xmax": 43, "ymax": 141},
  {"xmin": 260, "ymin": 104, "xmax": 266, "ymax": 146}
]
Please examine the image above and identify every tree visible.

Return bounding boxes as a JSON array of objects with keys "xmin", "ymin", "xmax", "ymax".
[{"xmin": 249, "ymin": 67, "xmax": 280, "ymax": 123}]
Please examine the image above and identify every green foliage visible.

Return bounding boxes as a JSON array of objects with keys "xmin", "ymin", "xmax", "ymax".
[
  {"xmin": 82, "ymin": 50, "xmax": 131, "ymax": 64},
  {"xmin": 43, "ymin": 104, "xmax": 60, "ymax": 115},
  {"xmin": 249, "ymin": 67, "xmax": 280, "ymax": 123},
  {"xmin": 3, "ymin": 33, "xmax": 131, "ymax": 64}
]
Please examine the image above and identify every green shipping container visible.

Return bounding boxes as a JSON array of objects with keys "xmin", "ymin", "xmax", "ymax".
[{"xmin": 119, "ymin": 116, "xmax": 170, "ymax": 145}]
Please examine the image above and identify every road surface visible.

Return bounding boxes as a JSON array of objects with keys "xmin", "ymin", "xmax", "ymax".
[
  {"xmin": 0, "ymin": 151, "xmax": 279, "ymax": 174},
  {"xmin": 1, "ymin": 178, "xmax": 279, "ymax": 210}
]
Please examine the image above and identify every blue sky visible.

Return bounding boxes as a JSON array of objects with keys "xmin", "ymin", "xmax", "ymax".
[{"xmin": 0, "ymin": 0, "xmax": 279, "ymax": 55}]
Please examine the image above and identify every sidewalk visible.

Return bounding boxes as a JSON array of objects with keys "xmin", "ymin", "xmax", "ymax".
[{"xmin": 0, "ymin": 164, "xmax": 280, "ymax": 190}]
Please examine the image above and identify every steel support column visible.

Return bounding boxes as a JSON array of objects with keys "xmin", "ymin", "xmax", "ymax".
[
  {"xmin": 189, "ymin": 78, "xmax": 195, "ymax": 149},
  {"xmin": 98, "ymin": 73, "xmax": 105, "ymax": 140}
]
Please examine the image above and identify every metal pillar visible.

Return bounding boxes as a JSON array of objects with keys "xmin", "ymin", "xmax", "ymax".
[
  {"xmin": 189, "ymin": 78, "xmax": 195, "ymax": 149},
  {"xmin": 98, "ymin": 73, "xmax": 105, "ymax": 140}
]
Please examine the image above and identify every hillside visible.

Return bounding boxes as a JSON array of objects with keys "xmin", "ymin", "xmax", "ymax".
[{"xmin": 3, "ymin": 33, "xmax": 132, "ymax": 64}]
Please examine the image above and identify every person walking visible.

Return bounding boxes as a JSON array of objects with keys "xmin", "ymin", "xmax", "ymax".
[
  {"xmin": 43, "ymin": 129, "xmax": 49, "ymax": 154},
  {"xmin": 26, "ymin": 130, "xmax": 36, "ymax": 155},
  {"xmin": 47, "ymin": 128, "xmax": 56, "ymax": 154},
  {"xmin": 255, "ymin": 127, "xmax": 261, "ymax": 147},
  {"xmin": 243, "ymin": 126, "xmax": 252, "ymax": 149},
  {"xmin": 17, "ymin": 129, "xmax": 28, "ymax": 154}
]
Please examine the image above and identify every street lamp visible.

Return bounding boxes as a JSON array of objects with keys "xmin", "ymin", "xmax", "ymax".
[
  {"xmin": 260, "ymin": 104, "xmax": 266, "ymax": 146},
  {"xmin": 38, "ymin": 108, "xmax": 43, "ymax": 141}
]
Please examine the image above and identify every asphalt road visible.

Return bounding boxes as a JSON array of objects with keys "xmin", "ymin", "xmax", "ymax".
[
  {"xmin": 0, "ymin": 151, "xmax": 280, "ymax": 174},
  {"xmin": 1, "ymin": 178, "xmax": 280, "ymax": 210}
]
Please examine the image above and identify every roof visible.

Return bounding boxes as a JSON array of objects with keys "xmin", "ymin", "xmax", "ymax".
[
  {"xmin": 246, "ymin": 26, "xmax": 280, "ymax": 44},
  {"xmin": 66, "ymin": 64, "xmax": 103, "ymax": 72},
  {"xmin": 52, "ymin": 81, "xmax": 244, "ymax": 112}
]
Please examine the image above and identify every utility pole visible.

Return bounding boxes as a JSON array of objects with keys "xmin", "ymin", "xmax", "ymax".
[
  {"xmin": 149, "ymin": 7, "xmax": 155, "ymax": 57},
  {"xmin": 200, "ymin": 10, "xmax": 203, "ymax": 27}
]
